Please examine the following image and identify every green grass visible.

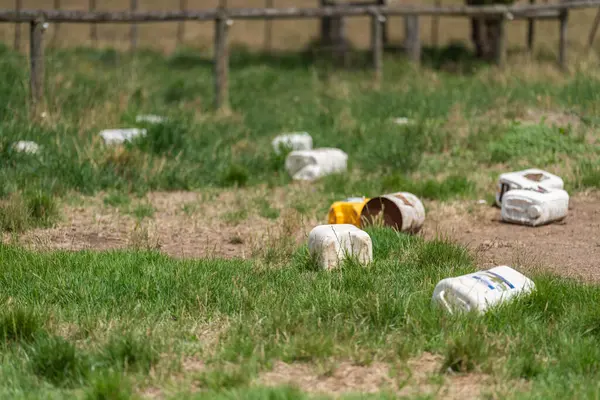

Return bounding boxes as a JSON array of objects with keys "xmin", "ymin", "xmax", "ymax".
[
  {"xmin": 222, "ymin": 209, "xmax": 249, "ymax": 225},
  {"xmin": 255, "ymin": 198, "xmax": 280, "ymax": 220},
  {"xmin": 101, "ymin": 333, "xmax": 160, "ymax": 373},
  {"xmin": 0, "ymin": 309, "xmax": 43, "ymax": 344},
  {"xmin": 0, "ymin": 39, "xmax": 599, "ymax": 398},
  {"xmin": 0, "ymin": 228, "xmax": 600, "ymax": 397},
  {"xmin": 28, "ymin": 335, "xmax": 89, "ymax": 387},
  {"xmin": 131, "ymin": 203, "xmax": 155, "ymax": 220},
  {"xmin": 104, "ymin": 192, "xmax": 131, "ymax": 208},
  {"xmin": 0, "ymin": 43, "xmax": 597, "ymax": 206},
  {"xmin": 0, "ymin": 191, "xmax": 59, "ymax": 232}
]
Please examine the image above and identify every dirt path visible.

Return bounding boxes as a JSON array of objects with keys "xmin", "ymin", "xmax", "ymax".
[
  {"xmin": 10, "ymin": 189, "xmax": 600, "ymax": 281},
  {"xmin": 424, "ymin": 191, "xmax": 600, "ymax": 281}
]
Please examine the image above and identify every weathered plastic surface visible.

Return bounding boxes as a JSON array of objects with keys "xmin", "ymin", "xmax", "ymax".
[
  {"xmin": 393, "ymin": 117, "xmax": 411, "ymax": 125},
  {"xmin": 501, "ymin": 188, "xmax": 569, "ymax": 227},
  {"xmin": 328, "ymin": 197, "xmax": 369, "ymax": 227},
  {"xmin": 136, "ymin": 114, "xmax": 166, "ymax": 124},
  {"xmin": 285, "ymin": 148, "xmax": 348, "ymax": 181},
  {"xmin": 272, "ymin": 132, "xmax": 313, "ymax": 155},
  {"xmin": 432, "ymin": 266, "xmax": 535, "ymax": 314},
  {"xmin": 360, "ymin": 192, "xmax": 425, "ymax": 233},
  {"xmin": 100, "ymin": 129, "xmax": 147, "ymax": 145},
  {"xmin": 12, "ymin": 141, "xmax": 40, "ymax": 154},
  {"xmin": 496, "ymin": 169, "xmax": 564, "ymax": 207},
  {"xmin": 308, "ymin": 224, "xmax": 373, "ymax": 270}
]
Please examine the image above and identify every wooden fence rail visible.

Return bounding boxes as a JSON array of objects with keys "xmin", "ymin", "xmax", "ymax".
[{"xmin": 6, "ymin": 0, "xmax": 600, "ymax": 111}]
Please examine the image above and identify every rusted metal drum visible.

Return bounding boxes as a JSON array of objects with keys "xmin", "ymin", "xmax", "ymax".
[{"xmin": 360, "ymin": 192, "xmax": 425, "ymax": 233}]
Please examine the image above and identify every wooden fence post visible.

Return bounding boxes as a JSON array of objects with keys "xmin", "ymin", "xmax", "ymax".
[
  {"xmin": 494, "ymin": 16, "xmax": 507, "ymax": 67},
  {"xmin": 89, "ymin": 0, "xmax": 97, "ymax": 45},
  {"xmin": 214, "ymin": 13, "xmax": 230, "ymax": 111},
  {"xmin": 404, "ymin": 15, "xmax": 421, "ymax": 65},
  {"xmin": 588, "ymin": 8, "xmax": 600, "ymax": 51},
  {"xmin": 371, "ymin": 12, "xmax": 383, "ymax": 83},
  {"xmin": 130, "ymin": 0, "xmax": 138, "ymax": 51},
  {"xmin": 432, "ymin": 0, "xmax": 441, "ymax": 47},
  {"xmin": 265, "ymin": 0, "xmax": 273, "ymax": 52},
  {"xmin": 527, "ymin": 0, "xmax": 535, "ymax": 54},
  {"xmin": 559, "ymin": 9, "xmax": 568, "ymax": 70},
  {"xmin": 30, "ymin": 19, "xmax": 45, "ymax": 109},
  {"xmin": 332, "ymin": 14, "xmax": 348, "ymax": 66},
  {"xmin": 14, "ymin": 0, "xmax": 22, "ymax": 51},
  {"xmin": 53, "ymin": 0, "xmax": 61, "ymax": 46},
  {"xmin": 378, "ymin": 0, "xmax": 388, "ymax": 47},
  {"xmin": 177, "ymin": 0, "xmax": 187, "ymax": 46}
]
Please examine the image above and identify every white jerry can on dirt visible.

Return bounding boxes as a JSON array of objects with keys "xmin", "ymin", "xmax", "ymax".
[
  {"xmin": 100, "ymin": 128, "xmax": 147, "ymax": 145},
  {"xmin": 495, "ymin": 169, "xmax": 564, "ymax": 207},
  {"xmin": 285, "ymin": 148, "xmax": 348, "ymax": 181},
  {"xmin": 432, "ymin": 266, "xmax": 535, "ymax": 314},
  {"xmin": 308, "ymin": 224, "xmax": 373, "ymax": 270},
  {"xmin": 272, "ymin": 132, "xmax": 313, "ymax": 155},
  {"xmin": 360, "ymin": 192, "xmax": 425, "ymax": 234},
  {"xmin": 501, "ymin": 188, "xmax": 569, "ymax": 227}
]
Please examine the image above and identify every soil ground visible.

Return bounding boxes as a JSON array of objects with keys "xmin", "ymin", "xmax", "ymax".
[{"xmin": 9, "ymin": 189, "xmax": 600, "ymax": 282}]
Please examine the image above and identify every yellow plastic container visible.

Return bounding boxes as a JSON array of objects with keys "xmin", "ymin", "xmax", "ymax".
[{"xmin": 327, "ymin": 197, "xmax": 370, "ymax": 227}]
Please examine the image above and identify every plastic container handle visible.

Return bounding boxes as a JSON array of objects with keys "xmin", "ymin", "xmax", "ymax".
[{"xmin": 438, "ymin": 290, "xmax": 454, "ymax": 315}]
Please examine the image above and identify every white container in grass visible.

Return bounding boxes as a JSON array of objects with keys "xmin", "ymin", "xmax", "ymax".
[
  {"xmin": 12, "ymin": 141, "xmax": 40, "ymax": 154},
  {"xmin": 272, "ymin": 132, "xmax": 313, "ymax": 155},
  {"xmin": 393, "ymin": 117, "xmax": 412, "ymax": 125},
  {"xmin": 136, "ymin": 114, "xmax": 166, "ymax": 124},
  {"xmin": 308, "ymin": 224, "xmax": 373, "ymax": 270},
  {"xmin": 501, "ymin": 188, "xmax": 569, "ymax": 227},
  {"xmin": 495, "ymin": 168, "xmax": 564, "ymax": 207},
  {"xmin": 100, "ymin": 129, "xmax": 147, "ymax": 145},
  {"xmin": 285, "ymin": 148, "xmax": 347, "ymax": 181},
  {"xmin": 432, "ymin": 266, "xmax": 535, "ymax": 314}
]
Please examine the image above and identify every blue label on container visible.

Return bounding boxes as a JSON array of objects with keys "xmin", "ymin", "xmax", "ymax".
[{"xmin": 471, "ymin": 271, "xmax": 514, "ymax": 292}]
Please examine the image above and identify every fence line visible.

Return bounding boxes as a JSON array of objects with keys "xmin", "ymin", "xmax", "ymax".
[
  {"xmin": 1, "ymin": 1, "xmax": 597, "ymax": 23},
  {"xmin": 13, "ymin": 0, "xmax": 21, "ymax": 50},
  {"xmin": 6, "ymin": 0, "xmax": 600, "ymax": 111},
  {"xmin": 89, "ymin": 0, "xmax": 97, "ymax": 45},
  {"xmin": 130, "ymin": 0, "xmax": 138, "ymax": 51},
  {"xmin": 177, "ymin": 0, "xmax": 186, "ymax": 46}
]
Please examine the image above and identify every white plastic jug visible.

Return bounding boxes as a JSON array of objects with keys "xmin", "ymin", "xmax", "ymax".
[
  {"xmin": 496, "ymin": 169, "xmax": 564, "ymax": 207},
  {"xmin": 285, "ymin": 148, "xmax": 348, "ymax": 181},
  {"xmin": 136, "ymin": 114, "xmax": 166, "ymax": 124},
  {"xmin": 501, "ymin": 188, "xmax": 569, "ymax": 227},
  {"xmin": 393, "ymin": 117, "xmax": 412, "ymax": 125},
  {"xmin": 308, "ymin": 224, "xmax": 373, "ymax": 270},
  {"xmin": 100, "ymin": 129, "xmax": 147, "ymax": 145},
  {"xmin": 12, "ymin": 141, "xmax": 40, "ymax": 154},
  {"xmin": 360, "ymin": 192, "xmax": 425, "ymax": 234},
  {"xmin": 432, "ymin": 266, "xmax": 535, "ymax": 314},
  {"xmin": 272, "ymin": 132, "xmax": 313, "ymax": 155}
]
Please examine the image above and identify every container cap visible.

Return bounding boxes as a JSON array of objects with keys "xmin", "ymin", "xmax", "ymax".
[{"xmin": 528, "ymin": 205, "xmax": 542, "ymax": 219}]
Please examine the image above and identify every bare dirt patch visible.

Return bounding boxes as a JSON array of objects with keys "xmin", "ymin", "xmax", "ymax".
[
  {"xmin": 516, "ymin": 108, "xmax": 582, "ymax": 128},
  {"xmin": 256, "ymin": 353, "xmax": 492, "ymax": 399},
  {"xmin": 13, "ymin": 186, "xmax": 320, "ymax": 260},
  {"xmin": 424, "ymin": 191, "xmax": 600, "ymax": 281},
  {"xmin": 8, "ymin": 187, "xmax": 600, "ymax": 281}
]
